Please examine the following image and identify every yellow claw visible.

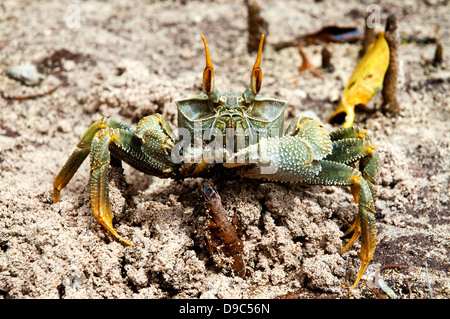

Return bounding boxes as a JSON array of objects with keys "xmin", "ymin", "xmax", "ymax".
[
  {"xmin": 96, "ymin": 213, "xmax": 134, "ymax": 247},
  {"xmin": 343, "ymin": 174, "xmax": 377, "ymax": 289},
  {"xmin": 53, "ymin": 187, "xmax": 61, "ymax": 204},
  {"xmin": 342, "ymin": 215, "xmax": 369, "ymax": 290}
]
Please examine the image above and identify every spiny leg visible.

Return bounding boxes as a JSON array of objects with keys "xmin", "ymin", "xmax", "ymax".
[
  {"xmin": 89, "ymin": 129, "xmax": 133, "ymax": 246},
  {"xmin": 54, "ymin": 114, "xmax": 178, "ymax": 246},
  {"xmin": 93, "ymin": 117, "xmax": 177, "ymax": 245},
  {"xmin": 324, "ymin": 127, "xmax": 380, "ymax": 288},
  {"xmin": 227, "ymin": 124, "xmax": 378, "ymax": 288},
  {"xmin": 53, "ymin": 118, "xmax": 134, "ymax": 203},
  {"xmin": 344, "ymin": 176, "xmax": 377, "ymax": 289},
  {"xmin": 300, "ymin": 160, "xmax": 377, "ymax": 289},
  {"xmin": 317, "ymin": 127, "xmax": 379, "ymax": 288},
  {"xmin": 325, "ymin": 127, "xmax": 379, "ymax": 244}
]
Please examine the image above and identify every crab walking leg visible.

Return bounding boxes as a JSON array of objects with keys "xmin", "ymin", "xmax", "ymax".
[
  {"xmin": 344, "ymin": 177, "xmax": 377, "ymax": 289},
  {"xmin": 359, "ymin": 147, "xmax": 380, "ymax": 205},
  {"xmin": 53, "ymin": 146, "xmax": 89, "ymax": 203},
  {"xmin": 323, "ymin": 127, "xmax": 380, "ymax": 288},
  {"xmin": 303, "ymin": 160, "xmax": 377, "ymax": 286},
  {"xmin": 225, "ymin": 134, "xmax": 377, "ymax": 288},
  {"xmin": 53, "ymin": 114, "xmax": 178, "ymax": 246},
  {"xmin": 85, "ymin": 124, "xmax": 175, "ymax": 246},
  {"xmin": 287, "ymin": 121, "xmax": 379, "ymax": 256},
  {"xmin": 53, "ymin": 118, "xmax": 134, "ymax": 203},
  {"xmin": 286, "ymin": 117, "xmax": 379, "ymax": 197},
  {"xmin": 327, "ymin": 126, "xmax": 380, "ymax": 203},
  {"xmin": 89, "ymin": 131, "xmax": 133, "ymax": 246}
]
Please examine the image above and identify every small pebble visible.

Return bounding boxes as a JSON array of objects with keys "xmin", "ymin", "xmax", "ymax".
[{"xmin": 5, "ymin": 64, "xmax": 45, "ymax": 86}]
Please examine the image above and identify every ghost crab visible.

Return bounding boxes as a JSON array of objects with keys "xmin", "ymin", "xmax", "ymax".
[{"xmin": 53, "ymin": 35, "xmax": 379, "ymax": 289}]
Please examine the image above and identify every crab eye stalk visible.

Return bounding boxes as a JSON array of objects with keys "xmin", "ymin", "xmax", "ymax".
[
  {"xmin": 243, "ymin": 34, "xmax": 265, "ymax": 104},
  {"xmin": 251, "ymin": 34, "xmax": 264, "ymax": 95},
  {"xmin": 201, "ymin": 35, "xmax": 215, "ymax": 95},
  {"xmin": 201, "ymin": 35, "xmax": 221, "ymax": 103}
]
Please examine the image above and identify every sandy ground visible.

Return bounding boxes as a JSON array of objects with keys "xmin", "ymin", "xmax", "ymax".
[{"xmin": 0, "ymin": 0, "xmax": 448, "ymax": 299}]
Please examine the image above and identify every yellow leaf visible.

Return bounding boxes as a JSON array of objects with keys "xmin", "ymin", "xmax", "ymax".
[{"xmin": 329, "ymin": 32, "xmax": 390, "ymax": 128}]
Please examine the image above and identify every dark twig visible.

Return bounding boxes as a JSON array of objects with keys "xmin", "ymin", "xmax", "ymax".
[
  {"xmin": 432, "ymin": 42, "xmax": 443, "ymax": 67},
  {"xmin": 379, "ymin": 264, "xmax": 408, "ymax": 273},
  {"xmin": 298, "ymin": 41, "xmax": 322, "ymax": 78},
  {"xmin": 361, "ymin": 12, "xmax": 376, "ymax": 56},
  {"xmin": 381, "ymin": 14, "xmax": 400, "ymax": 115},
  {"xmin": 245, "ymin": 0, "xmax": 269, "ymax": 54},
  {"xmin": 321, "ymin": 46, "xmax": 334, "ymax": 72},
  {"xmin": 1, "ymin": 82, "xmax": 64, "ymax": 100}
]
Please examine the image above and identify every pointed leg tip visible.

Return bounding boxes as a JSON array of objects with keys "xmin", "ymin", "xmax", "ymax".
[
  {"xmin": 102, "ymin": 221, "xmax": 134, "ymax": 247},
  {"xmin": 53, "ymin": 188, "xmax": 61, "ymax": 204},
  {"xmin": 121, "ymin": 237, "xmax": 134, "ymax": 247},
  {"xmin": 108, "ymin": 228, "xmax": 134, "ymax": 247},
  {"xmin": 350, "ymin": 279, "xmax": 360, "ymax": 290},
  {"xmin": 350, "ymin": 260, "xmax": 370, "ymax": 290},
  {"xmin": 111, "ymin": 231, "xmax": 133, "ymax": 246}
]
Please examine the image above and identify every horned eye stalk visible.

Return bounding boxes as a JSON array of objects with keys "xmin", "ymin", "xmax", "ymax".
[
  {"xmin": 201, "ymin": 35, "xmax": 221, "ymax": 103},
  {"xmin": 250, "ymin": 34, "xmax": 264, "ymax": 95},
  {"xmin": 243, "ymin": 34, "xmax": 264, "ymax": 104},
  {"xmin": 201, "ymin": 34, "xmax": 265, "ymax": 104},
  {"xmin": 201, "ymin": 35, "xmax": 215, "ymax": 96}
]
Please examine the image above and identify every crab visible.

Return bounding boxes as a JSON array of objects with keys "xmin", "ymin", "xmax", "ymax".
[{"xmin": 53, "ymin": 35, "xmax": 380, "ymax": 289}]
